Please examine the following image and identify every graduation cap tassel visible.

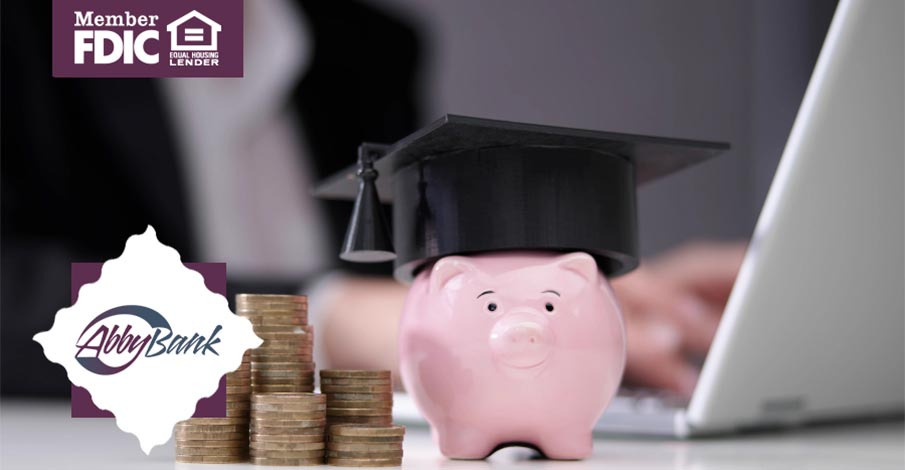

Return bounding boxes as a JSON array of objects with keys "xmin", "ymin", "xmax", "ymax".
[{"xmin": 340, "ymin": 143, "xmax": 396, "ymax": 263}]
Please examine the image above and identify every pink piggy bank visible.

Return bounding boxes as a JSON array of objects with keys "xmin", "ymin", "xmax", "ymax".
[{"xmin": 398, "ymin": 251, "xmax": 626, "ymax": 459}]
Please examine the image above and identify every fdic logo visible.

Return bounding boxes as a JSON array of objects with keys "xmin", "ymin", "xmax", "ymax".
[
  {"xmin": 73, "ymin": 10, "xmax": 221, "ymax": 67},
  {"xmin": 52, "ymin": 0, "xmax": 242, "ymax": 78}
]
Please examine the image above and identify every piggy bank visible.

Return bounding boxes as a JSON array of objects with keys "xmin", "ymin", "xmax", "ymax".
[{"xmin": 398, "ymin": 251, "xmax": 626, "ymax": 459}]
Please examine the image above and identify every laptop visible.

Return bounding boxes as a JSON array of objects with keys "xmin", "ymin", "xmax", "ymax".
[{"xmin": 393, "ymin": 0, "xmax": 905, "ymax": 437}]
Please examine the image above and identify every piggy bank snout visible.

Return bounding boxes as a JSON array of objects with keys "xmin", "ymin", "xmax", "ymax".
[{"xmin": 489, "ymin": 310, "xmax": 552, "ymax": 369}]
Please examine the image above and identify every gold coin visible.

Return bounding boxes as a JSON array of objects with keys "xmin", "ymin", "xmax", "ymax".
[
  {"xmin": 250, "ymin": 319, "xmax": 310, "ymax": 326},
  {"xmin": 327, "ymin": 442, "xmax": 403, "ymax": 452},
  {"xmin": 175, "ymin": 447, "xmax": 249, "ymax": 456},
  {"xmin": 326, "ymin": 400, "xmax": 393, "ymax": 409},
  {"xmin": 250, "ymin": 433, "xmax": 323, "ymax": 443},
  {"xmin": 327, "ymin": 416, "xmax": 393, "ymax": 425},
  {"xmin": 224, "ymin": 409, "xmax": 250, "ymax": 418},
  {"xmin": 329, "ymin": 425, "xmax": 405, "ymax": 438},
  {"xmin": 236, "ymin": 293, "xmax": 307, "ymax": 303},
  {"xmin": 178, "ymin": 417, "xmax": 248, "ymax": 425},
  {"xmin": 320, "ymin": 370, "xmax": 391, "ymax": 379},
  {"xmin": 249, "ymin": 449, "xmax": 325, "ymax": 459},
  {"xmin": 251, "ymin": 355, "xmax": 314, "ymax": 363},
  {"xmin": 249, "ymin": 457, "xmax": 324, "ymax": 466},
  {"xmin": 253, "ymin": 379, "xmax": 316, "ymax": 387},
  {"xmin": 252, "ymin": 417, "xmax": 326, "ymax": 427},
  {"xmin": 174, "ymin": 424, "xmax": 249, "ymax": 434},
  {"xmin": 320, "ymin": 377, "xmax": 391, "ymax": 385},
  {"xmin": 226, "ymin": 401, "xmax": 251, "ymax": 408},
  {"xmin": 326, "ymin": 457, "xmax": 402, "ymax": 467},
  {"xmin": 251, "ymin": 391, "xmax": 323, "ymax": 403},
  {"xmin": 249, "ymin": 441, "xmax": 325, "ymax": 451},
  {"xmin": 251, "ymin": 403, "xmax": 326, "ymax": 412},
  {"xmin": 253, "ymin": 385, "xmax": 314, "ymax": 393},
  {"xmin": 326, "ymin": 392, "xmax": 393, "ymax": 401},
  {"xmin": 328, "ymin": 435, "xmax": 404, "ymax": 444},
  {"xmin": 251, "ymin": 411, "xmax": 325, "ymax": 421},
  {"xmin": 176, "ymin": 455, "xmax": 248, "ymax": 464},
  {"xmin": 175, "ymin": 441, "xmax": 248, "ymax": 449},
  {"xmin": 175, "ymin": 431, "xmax": 248, "ymax": 440},
  {"xmin": 326, "ymin": 408, "xmax": 393, "ymax": 417},
  {"xmin": 251, "ymin": 425, "xmax": 325, "ymax": 435},
  {"xmin": 253, "ymin": 367, "xmax": 315, "ymax": 375},
  {"xmin": 250, "ymin": 426, "xmax": 324, "ymax": 437},
  {"xmin": 320, "ymin": 384, "xmax": 392, "ymax": 393},
  {"xmin": 326, "ymin": 450, "xmax": 403, "ymax": 459}
]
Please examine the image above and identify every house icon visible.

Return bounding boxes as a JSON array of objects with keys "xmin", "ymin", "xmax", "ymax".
[{"xmin": 166, "ymin": 10, "xmax": 222, "ymax": 52}]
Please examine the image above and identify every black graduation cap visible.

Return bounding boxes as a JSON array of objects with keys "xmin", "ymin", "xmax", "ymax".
[{"xmin": 314, "ymin": 115, "xmax": 729, "ymax": 282}]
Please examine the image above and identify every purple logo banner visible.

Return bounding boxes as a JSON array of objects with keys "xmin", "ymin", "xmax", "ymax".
[
  {"xmin": 52, "ymin": 0, "xmax": 243, "ymax": 77},
  {"xmin": 70, "ymin": 262, "xmax": 229, "ymax": 418}
]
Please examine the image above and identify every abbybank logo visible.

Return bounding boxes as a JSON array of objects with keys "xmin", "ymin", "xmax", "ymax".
[
  {"xmin": 75, "ymin": 305, "xmax": 222, "ymax": 375},
  {"xmin": 33, "ymin": 227, "xmax": 261, "ymax": 452},
  {"xmin": 53, "ymin": 0, "xmax": 242, "ymax": 77}
]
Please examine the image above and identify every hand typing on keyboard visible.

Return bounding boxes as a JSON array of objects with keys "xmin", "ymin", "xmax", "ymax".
[{"xmin": 611, "ymin": 241, "xmax": 746, "ymax": 398}]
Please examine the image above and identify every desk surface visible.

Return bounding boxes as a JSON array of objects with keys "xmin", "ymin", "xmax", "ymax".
[{"xmin": 1, "ymin": 399, "xmax": 902, "ymax": 469}]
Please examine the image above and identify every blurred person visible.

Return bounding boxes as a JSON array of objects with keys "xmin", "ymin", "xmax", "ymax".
[{"xmin": 2, "ymin": 0, "xmax": 745, "ymax": 400}]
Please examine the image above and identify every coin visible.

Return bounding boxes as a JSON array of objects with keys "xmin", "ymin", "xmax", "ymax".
[
  {"xmin": 176, "ymin": 455, "xmax": 248, "ymax": 464},
  {"xmin": 251, "ymin": 417, "xmax": 326, "ymax": 427},
  {"xmin": 236, "ymin": 293, "xmax": 307, "ymax": 303},
  {"xmin": 320, "ymin": 377, "xmax": 391, "ymax": 385},
  {"xmin": 175, "ymin": 433, "xmax": 248, "ymax": 442},
  {"xmin": 250, "ymin": 433, "xmax": 323, "ymax": 443},
  {"xmin": 250, "ymin": 426, "xmax": 324, "ymax": 437},
  {"xmin": 325, "ymin": 457, "xmax": 402, "ymax": 467},
  {"xmin": 326, "ymin": 392, "xmax": 393, "ymax": 402},
  {"xmin": 329, "ymin": 425, "xmax": 405, "ymax": 437},
  {"xmin": 326, "ymin": 400, "xmax": 393, "ymax": 409},
  {"xmin": 327, "ymin": 442, "xmax": 403, "ymax": 452},
  {"xmin": 327, "ymin": 416, "xmax": 393, "ymax": 425},
  {"xmin": 249, "ymin": 441, "xmax": 325, "ymax": 451},
  {"xmin": 178, "ymin": 418, "xmax": 249, "ymax": 425},
  {"xmin": 175, "ymin": 440, "xmax": 248, "ymax": 448},
  {"xmin": 326, "ymin": 450, "xmax": 403, "ymax": 459},
  {"xmin": 251, "ymin": 411, "xmax": 325, "ymax": 420},
  {"xmin": 320, "ymin": 384, "xmax": 393, "ymax": 393},
  {"xmin": 328, "ymin": 435, "xmax": 404, "ymax": 444},
  {"xmin": 320, "ymin": 370, "xmax": 391, "ymax": 379},
  {"xmin": 251, "ymin": 403, "xmax": 326, "ymax": 412},
  {"xmin": 175, "ymin": 447, "xmax": 249, "ymax": 456},
  {"xmin": 249, "ymin": 449, "xmax": 325, "ymax": 459},
  {"xmin": 250, "ymin": 457, "xmax": 324, "ymax": 466},
  {"xmin": 252, "ymin": 385, "xmax": 314, "ymax": 393},
  {"xmin": 325, "ymin": 408, "xmax": 392, "ymax": 417}
]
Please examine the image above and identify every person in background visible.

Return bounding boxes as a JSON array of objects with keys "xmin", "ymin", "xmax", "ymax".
[{"xmin": 2, "ymin": 0, "xmax": 744, "ymax": 400}]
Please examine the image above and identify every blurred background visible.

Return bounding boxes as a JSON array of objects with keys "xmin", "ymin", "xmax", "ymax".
[{"xmin": 1, "ymin": 0, "xmax": 837, "ymax": 397}]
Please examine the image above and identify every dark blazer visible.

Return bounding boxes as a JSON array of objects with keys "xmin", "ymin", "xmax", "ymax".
[{"xmin": 0, "ymin": 0, "xmax": 421, "ymax": 396}]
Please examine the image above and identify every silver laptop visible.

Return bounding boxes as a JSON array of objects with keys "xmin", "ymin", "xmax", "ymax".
[{"xmin": 394, "ymin": 0, "xmax": 905, "ymax": 437}]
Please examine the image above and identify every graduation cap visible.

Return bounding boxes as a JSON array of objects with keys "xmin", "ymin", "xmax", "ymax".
[{"xmin": 314, "ymin": 115, "xmax": 729, "ymax": 282}]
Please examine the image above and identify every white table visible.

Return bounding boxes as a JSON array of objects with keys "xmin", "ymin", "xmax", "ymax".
[{"xmin": 1, "ymin": 399, "xmax": 902, "ymax": 469}]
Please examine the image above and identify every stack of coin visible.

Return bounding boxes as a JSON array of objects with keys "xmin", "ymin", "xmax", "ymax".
[
  {"xmin": 326, "ymin": 425, "xmax": 405, "ymax": 467},
  {"xmin": 320, "ymin": 370, "xmax": 393, "ymax": 427},
  {"xmin": 174, "ymin": 418, "xmax": 250, "ymax": 464},
  {"xmin": 250, "ymin": 392, "xmax": 326, "ymax": 466},
  {"xmin": 236, "ymin": 294, "xmax": 314, "ymax": 393},
  {"xmin": 225, "ymin": 350, "xmax": 251, "ymax": 417}
]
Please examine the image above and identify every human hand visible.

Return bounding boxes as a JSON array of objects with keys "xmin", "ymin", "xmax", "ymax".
[{"xmin": 611, "ymin": 241, "xmax": 747, "ymax": 397}]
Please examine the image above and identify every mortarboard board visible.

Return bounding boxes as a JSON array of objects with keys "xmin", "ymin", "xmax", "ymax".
[{"xmin": 314, "ymin": 114, "xmax": 729, "ymax": 282}]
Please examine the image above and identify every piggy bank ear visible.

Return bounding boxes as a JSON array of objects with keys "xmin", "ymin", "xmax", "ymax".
[
  {"xmin": 430, "ymin": 256, "xmax": 476, "ymax": 294},
  {"xmin": 556, "ymin": 252, "xmax": 599, "ymax": 282}
]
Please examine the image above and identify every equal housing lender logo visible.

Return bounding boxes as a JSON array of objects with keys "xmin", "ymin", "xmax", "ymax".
[{"xmin": 51, "ymin": 0, "xmax": 243, "ymax": 77}]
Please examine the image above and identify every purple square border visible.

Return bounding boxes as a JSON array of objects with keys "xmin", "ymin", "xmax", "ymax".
[{"xmin": 70, "ymin": 262, "xmax": 229, "ymax": 418}]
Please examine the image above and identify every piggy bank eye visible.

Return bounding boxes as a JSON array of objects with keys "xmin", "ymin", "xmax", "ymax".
[
  {"xmin": 545, "ymin": 302, "xmax": 555, "ymax": 312},
  {"xmin": 487, "ymin": 303, "xmax": 498, "ymax": 312}
]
